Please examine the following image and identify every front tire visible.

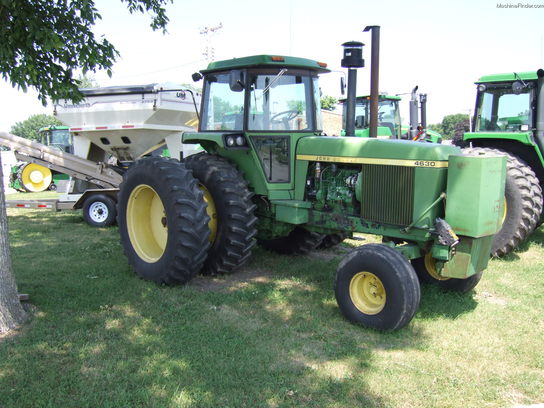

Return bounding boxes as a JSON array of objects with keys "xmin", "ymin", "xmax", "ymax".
[
  {"xmin": 463, "ymin": 147, "xmax": 543, "ymax": 257},
  {"xmin": 184, "ymin": 153, "xmax": 257, "ymax": 275},
  {"xmin": 334, "ymin": 244, "xmax": 420, "ymax": 331},
  {"xmin": 118, "ymin": 157, "xmax": 210, "ymax": 285},
  {"xmin": 82, "ymin": 194, "xmax": 117, "ymax": 227}
]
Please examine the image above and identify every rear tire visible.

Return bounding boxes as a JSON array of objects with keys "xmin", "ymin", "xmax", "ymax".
[
  {"xmin": 117, "ymin": 157, "xmax": 210, "ymax": 285},
  {"xmin": 463, "ymin": 147, "xmax": 543, "ymax": 257},
  {"xmin": 184, "ymin": 153, "xmax": 257, "ymax": 275},
  {"xmin": 317, "ymin": 232, "xmax": 350, "ymax": 249},
  {"xmin": 82, "ymin": 194, "xmax": 117, "ymax": 227},
  {"xmin": 335, "ymin": 244, "xmax": 420, "ymax": 331},
  {"xmin": 411, "ymin": 254, "xmax": 483, "ymax": 293},
  {"xmin": 259, "ymin": 227, "xmax": 324, "ymax": 255}
]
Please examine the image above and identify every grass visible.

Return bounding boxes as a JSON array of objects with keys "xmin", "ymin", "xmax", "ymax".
[
  {"xmin": 5, "ymin": 191, "xmax": 61, "ymax": 200},
  {"xmin": 1, "ymin": 208, "xmax": 543, "ymax": 408}
]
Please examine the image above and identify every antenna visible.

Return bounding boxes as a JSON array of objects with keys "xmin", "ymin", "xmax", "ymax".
[{"xmin": 200, "ymin": 23, "xmax": 223, "ymax": 62}]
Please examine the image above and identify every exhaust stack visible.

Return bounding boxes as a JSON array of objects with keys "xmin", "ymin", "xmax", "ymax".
[
  {"xmin": 341, "ymin": 41, "xmax": 365, "ymax": 136},
  {"xmin": 364, "ymin": 25, "xmax": 380, "ymax": 138}
]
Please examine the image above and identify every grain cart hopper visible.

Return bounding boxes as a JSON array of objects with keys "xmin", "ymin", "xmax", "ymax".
[
  {"xmin": 116, "ymin": 43, "xmax": 506, "ymax": 331},
  {"xmin": 55, "ymin": 83, "xmax": 201, "ymax": 163},
  {"xmin": 457, "ymin": 70, "xmax": 544, "ymax": 257}
]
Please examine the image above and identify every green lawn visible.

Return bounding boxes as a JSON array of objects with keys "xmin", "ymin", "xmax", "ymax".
[{"xmin": 1, "ymin": 208, "xmax": 543, "ymax": 408}]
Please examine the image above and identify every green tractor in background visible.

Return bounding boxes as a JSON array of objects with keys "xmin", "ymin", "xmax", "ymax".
[
  {"xmin": 339, "ymin": 91, "xmax": 442, "ymax": 143},
  {"xmin": 10, "ymin": 125, "xmax": 71, "ymax": 192},
  {"xmin": 458, "ymin": 70, "xmax": 544, "ymax": 257},
  {"xmin": 117, "ymin": 34, "xmax": 506, "ymax": 331}
]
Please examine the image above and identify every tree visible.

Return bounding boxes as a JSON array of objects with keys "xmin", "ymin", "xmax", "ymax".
[
  {"xmin": 0, "ymin": 148, "xmax": 27, "ymax": 335},
  {"xmin": 440, "ymin": 114, "xmax": 470, "ymax": 140},
  {"xmin": 76, "ymin": 74, "xmax": 99, "ymax": 89},
  {"xmin": 0, "ymin": 0, "xmax": 171, "ymax": 334},
  {"xmin": 0, "ymin": 0, "xmax": 171, "ymax": 105},
  {"xmin": 321, "ymin": 95, "xmax": 338, "ymax": 111},
  {"xmin": 10, "ymin": 114, "xmax": 63, "ymax": 141}
]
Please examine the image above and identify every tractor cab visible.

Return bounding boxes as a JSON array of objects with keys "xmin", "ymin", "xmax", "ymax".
[
  {"xmin": 39, "ymin": 126, "xmax": 73, "ymax": 153},
  {"xmin": 472, "ymin": 73, "xmax": 537, "ymax": 133},
  {"xmin": 185, "ymin": 55, "xmax": 329, "ymax": 194},
  {"xmin": 340, "ymin": 94, "xmax": 402, "ymax": 138}
]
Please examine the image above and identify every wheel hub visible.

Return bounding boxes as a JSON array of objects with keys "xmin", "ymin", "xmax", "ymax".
[
  {"xmin": 349, "ymin": 271, "xmax": 386, "ymax": 315},
  {"xmin": 126, "ymin": 184, "xmax": 168, "ymax": 263},
  {"xmin": 88, "ymin": 202, "xmax": 109, "ymax": 223}
]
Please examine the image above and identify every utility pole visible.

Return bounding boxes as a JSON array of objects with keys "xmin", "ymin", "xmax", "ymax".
[{"xmin": 200, "ymin": 23, "xmax": 223, "ymax": 62}]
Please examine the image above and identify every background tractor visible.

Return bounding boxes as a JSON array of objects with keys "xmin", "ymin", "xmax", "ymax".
[
  {"xmin": 9, "ymin": 126, "xmax": 71, "ymax": 192},
  {"xmin": 339, "ymin": 92, "xmax": 442, "ymax": 143},
  {"xmin": 457, "ymin": 69, "xmax": 544, "ymax": 256},
  {"xmin": 117, "ymin": 36, "xmax": 506, "ymax": 331}
]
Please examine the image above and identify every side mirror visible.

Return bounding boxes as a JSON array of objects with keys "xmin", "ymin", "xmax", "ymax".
[
  {"xmin": 229, "ymin": 70, "xmax": 245, "ymax": 92},
  {"xmin": 192, "ymin": 72, "xmax": 203, "ymax": 82},
  {"xmin": 340, "ymin": 77, "xmax": 346, "ymax": 95},
  {"xmin": 512, "ymin": 81, "xmax": 525, "ymax": 95}
]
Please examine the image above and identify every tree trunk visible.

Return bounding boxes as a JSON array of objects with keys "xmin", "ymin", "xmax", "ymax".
[{"xmin": 0, "ymin": 150, "xmax": 27, "ymax": 334}]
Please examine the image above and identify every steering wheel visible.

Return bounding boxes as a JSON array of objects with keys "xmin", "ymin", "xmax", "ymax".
[{"xmin": 271, "ymin": 109, "xmax": 299, "ymax": 129}]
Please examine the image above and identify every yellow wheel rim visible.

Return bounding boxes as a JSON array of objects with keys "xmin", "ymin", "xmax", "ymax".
[
  {"xmin": 21, "ymin": 164, "xmax": 52, "ymax": 192},
  {"xmin": 349, "ymin": 271, "xmax": 386, "ymax": 315},
  {"xmin": 126, "ymin": 184, "xmax": 167, "ymax": 263},
  {"xmin": 200, "ymin": 185, "xmax": 217, "ymax": 243},
  {"xmin": 424, "ymin": 253, "xmax": 449, "ymax": 281}
]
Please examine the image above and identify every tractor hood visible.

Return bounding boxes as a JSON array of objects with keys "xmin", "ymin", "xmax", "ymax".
[{"xmin": 296, "ymin": 136, "xmax": 460, "ymax": 165}]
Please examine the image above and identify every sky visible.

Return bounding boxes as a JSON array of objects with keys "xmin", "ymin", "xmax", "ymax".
[{"xmin": 1, "ymin": 0, "xmax": 544, "ymax": 131}]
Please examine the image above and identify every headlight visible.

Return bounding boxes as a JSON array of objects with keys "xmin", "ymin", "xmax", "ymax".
[
  {"xmin": 477, "ymin": 84, "xmax": 487, "ymax": 92},
  {"xmin": 235, "ymin": 136, "xmax": 245, "ymax": 146},
  {"xmin": 226, "ymin": 136, "xmax": 236, "ymax": 147}
]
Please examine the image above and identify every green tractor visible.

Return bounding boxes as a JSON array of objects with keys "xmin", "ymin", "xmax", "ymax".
[
  {"xmin": 117, "ymin": 41, "xmax": 506, "ymax": 331},
  {"xmin": 458, "ymin": 70, "xmax": 544, "ymax": 256},
  {"xmin": 10, "ymin": 126, "xmax": 71, "ymax": 192},
  {"xmin": 339, "ymin": 91, "xmax": 442, "ymax": 143}
]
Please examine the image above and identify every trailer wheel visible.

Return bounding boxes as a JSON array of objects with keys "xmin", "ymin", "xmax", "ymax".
[
  {"xmin": 463, "ymin": 147, "xmax": 543, "ymax": 257},
  {"xmin": 334, "ymin": 244, "xmax": 420, "ymax": 331},
  {"xmin": 411, "ymin": 253, "xmax": 483, "ymax": 293},
  {"xmin": 184, "ymin": 153, "xmax": 257, "ymax": 275},
  {"xmin": 118, "ymin": 157, "xmax": 210, "ymax": 285},
  {"xmin": 19, "ymin": 163, "xmax": 52, "ymax": 192},
  {"xmin": 82, "ymin": 194, "xmax": 117, "ymax": 227},
  {"xmin": 318, "ymin": 232, "xmax": 350, "ymax": 249},
  {"xmin": 259, "ymin": 227, "xmax": 324, "ymax": 255}
]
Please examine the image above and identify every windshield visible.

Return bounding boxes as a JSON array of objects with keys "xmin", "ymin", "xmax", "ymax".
[
  {"xmin": 200, "ymin": 69, "xmax": 320, "ymax": 132},
  {"xmin": 248, "ymin": 70, "xmax": 316, "ymax": 131},
  {"xmin": 50, "ymin": 129, "xmax": 71, "ymax": 146},
  {"xmin": 475, "ymin": 86, "xmax": 532, "ymax": 132}
]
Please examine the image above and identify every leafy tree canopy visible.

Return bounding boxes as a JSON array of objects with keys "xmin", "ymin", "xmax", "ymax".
[
  {"xmin": 10, "ymin": 114, "xmax": 64, "ymax": 141},
  {"xmin": 429, "ymin": 113, "xmax": 469, "ymax": 140},
  {"xmin": 0, "ymin": 0, "xmax": 171, "ymax": 105},
  {"xmin": 320, "ymin": 95, "xmax": 338, "ymax": 111}
]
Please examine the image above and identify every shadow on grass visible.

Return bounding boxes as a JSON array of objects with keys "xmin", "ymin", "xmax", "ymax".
[
  {"xmin": 1, "ymin": 212, "xmax": 394, "ymax": 408},
  {"xmin": 416, "ymin": 284, "xmax": 478, "ymax": 320}
]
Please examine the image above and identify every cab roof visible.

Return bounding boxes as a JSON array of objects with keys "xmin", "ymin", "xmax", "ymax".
[
  {"xmin": 476, "ymin": 71, "xmax": 539, "ymax": 83},
  {"xmin": 201, "ymin": 55, "xmax": 330, "ymax": 74}
]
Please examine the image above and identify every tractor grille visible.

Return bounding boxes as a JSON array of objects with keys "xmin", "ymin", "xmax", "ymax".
[{"xmin": 360, "ymin": 164, "xmax": 414, "ymax": 226}]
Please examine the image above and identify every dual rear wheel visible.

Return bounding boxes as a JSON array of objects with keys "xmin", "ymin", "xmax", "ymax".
[{"xmin": 117, "ymin": 155, "xmax": 257, "ymax": 284}]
